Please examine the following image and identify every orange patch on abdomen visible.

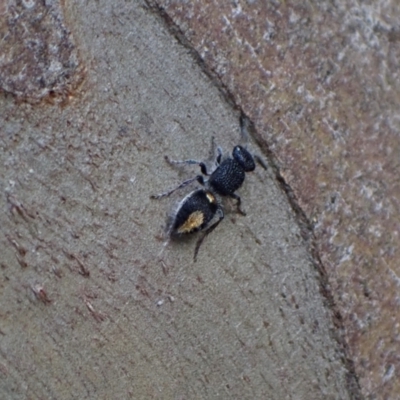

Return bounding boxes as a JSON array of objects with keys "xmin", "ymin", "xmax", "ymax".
[{"xmin": 177, "ymin": 210, "xmax": 204, "ymax": 233}]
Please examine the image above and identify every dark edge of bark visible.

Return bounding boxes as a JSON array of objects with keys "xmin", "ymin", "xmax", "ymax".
[{"xmin": 143, "ymin": 1, "xmax": 363, "ymax": 398}]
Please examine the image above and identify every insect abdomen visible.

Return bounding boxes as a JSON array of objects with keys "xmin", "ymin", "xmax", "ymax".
[{"xmin": 170, "ymin": 190, "xmax": 218, "ymax": 236}]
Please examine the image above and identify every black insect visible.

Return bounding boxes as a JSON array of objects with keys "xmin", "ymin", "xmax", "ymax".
[{"xmin": 151, "ymin": 116, "xmax": 266, "ymax": 261}]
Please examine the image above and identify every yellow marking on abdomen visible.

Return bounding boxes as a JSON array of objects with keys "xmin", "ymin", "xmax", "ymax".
[
  {"xmin": 206, "ymin": 192, "xmax": 216, "ymax": 203},
  {"xmin": 177, "ymin": 211, "xmax": 204, "ymax": 233}
]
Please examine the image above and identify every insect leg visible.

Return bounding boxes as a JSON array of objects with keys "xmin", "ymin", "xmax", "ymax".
[
  {"xmin": 165, "ymin": 155, "xmax": 212, "ymax": 176},
  {"xmin": 165, "ymin": 155, "xmax": 202, "ymax": 166},
  {"xmin": 230, "ymin": 193, "xmax": 246, "ymax": 216},
  {"xmin": 150, "ymin": 175, "xmax": 205, "ymax": 199},
  {"xmin": 193, "ymin": 208, "xmax": 224, "ymax": 262}
]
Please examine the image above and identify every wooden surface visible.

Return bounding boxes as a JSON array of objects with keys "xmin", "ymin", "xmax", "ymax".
[
  {"xmin": 0, "ymin": 1, "xmax": 364, "ymax": 399},
  {"xmin": 151, "ymin": 0, "xmax": 400, "ymax": 398}
]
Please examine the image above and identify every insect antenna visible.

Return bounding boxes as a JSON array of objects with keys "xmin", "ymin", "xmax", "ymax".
[{"xmin": 239, "ymin": 114, "xmax": 252, "ymax": 148}]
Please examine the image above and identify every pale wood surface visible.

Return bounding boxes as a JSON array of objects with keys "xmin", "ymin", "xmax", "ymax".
[{"xmin": 0, "ymin": 1, "xmax": 359, "ymax": 399}]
